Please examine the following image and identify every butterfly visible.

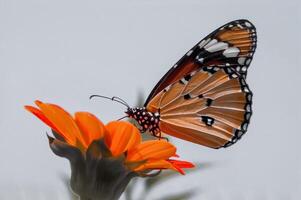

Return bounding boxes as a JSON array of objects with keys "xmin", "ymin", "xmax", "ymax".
[{"xmin": 91, "ymin": 19, "xmax": 256, "ymax": 149}]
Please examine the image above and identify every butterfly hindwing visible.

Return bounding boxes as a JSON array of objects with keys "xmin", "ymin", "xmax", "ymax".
[
  {"xmin": 145, "ymin": 19, "xmax": 256, "ymax": 106},
  {"xmin": 146, "ymin": 67, "xmax": 252, "ymax": 149}
]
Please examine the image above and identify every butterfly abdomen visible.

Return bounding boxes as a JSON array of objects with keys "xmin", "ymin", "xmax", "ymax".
[{"xmin": 126, "ymin": 107, "xmax": 160, "ymax": 135}]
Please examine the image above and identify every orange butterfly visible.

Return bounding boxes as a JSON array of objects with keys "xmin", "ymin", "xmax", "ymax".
[{"xmin": 92, "ymin": 19, "xmax": 256, "ymax": 149}]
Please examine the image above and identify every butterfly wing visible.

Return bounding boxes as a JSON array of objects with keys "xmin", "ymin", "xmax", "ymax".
[
  {"xmin": 144, "ymin": 19, "xmax": 256, "ymax": 106},
  {"xmin": 147, "ymin": 67, "xmax": 252, "ymax": 149}
]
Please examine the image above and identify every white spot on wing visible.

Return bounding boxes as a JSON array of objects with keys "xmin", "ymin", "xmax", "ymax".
[
  {"xmin": 238, "ymin": 57, "xmax": 246, "ymax": 65},
  {"xmin": 165, "ymin": 85, "xmax": 171, "ymax": 91},
  {"xmin": 180, "ymin": 78, "xmax": 188, "ymax": 85},
  {"xmin": 247, "ymin": 94, "xmax": 252, "ymax": 101},
  {"xmin": 204, "ymin": 39, "xmax": 218, "ymax": 49},
  {"xmin": 223, "ymin": 47, "xmax": 240, "ymax": 58},
  {"xmin": 190, "ymin": 71, "xmax": 196, "ymax": 76},
  {"xmin": 246, "ymin": 58, "xmax": 251, "ymax": 65},
  {"xmin": 205, "ymin": 42, "xmax": 229, "ymax": 53},
  {"xmin": 245, "ymin": 22, "xmax": 252, "ymax": 27},
  {"xmin": 198, "ymin": 38, "xmax": 211, "ymax": 48},
  {"xmin": 231, "ymin": 74, "xmax": 238, "ymax": 78},
  {"xmin": 213, "ymin": 67, "xmax": 219, "ymax": 71},
  {"xmin": 242, "ymin": 123, "xmax": 248, "ymax": 130},
  {"xmin": 246, "ymin": 104, "xmax": 251, "ymax": 112},
  {"xmin": 186, "ymin": 50, "xmax": 193, "ymax": 56},
  {"xmin": 196, "ymin": 56, "xmax": 204, "ymax": 63}
]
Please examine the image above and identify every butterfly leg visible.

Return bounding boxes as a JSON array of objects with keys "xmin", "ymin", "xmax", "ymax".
[
  {"xmin": 160, "ymin": 135, "xmax": 169, "ymax": 142},
  {"xmin": 153, "ymin": 131, "xmax": 169, "ymax": 142}
]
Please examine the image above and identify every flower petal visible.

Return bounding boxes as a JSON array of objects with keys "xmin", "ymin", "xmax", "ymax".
[
  {"xmin": 74, "ymin": 112, "xmax": 106, "ymax": 145},
  {"xmin": 35, "ymin": 100, "xmax": 86, "ymax": 147},
  {"xmin": 24, "ymin": 105, "xmax": 60, "ymax": 134},
  {"xmin": 167, "ymin": 159, "xmax": 195, "ymax": 175},
  {"xmin": 168, "ymin": 159, "xmax": 195, "ymax": 168},
  {"xmin": 127, "ymin": 140, "xmax": 176, "ymax": 162},
  {"xmin": 133, "ymin": 159, "xmax": 175, "ymax": 172},
  {"xmin": 105, "ymin": 121, "xmax": 141, "ymax": 157}
]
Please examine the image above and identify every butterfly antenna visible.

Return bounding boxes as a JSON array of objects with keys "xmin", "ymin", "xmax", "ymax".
[
  {"xmin": 89, "ymin": 94, "xmax": 130, "ymax": 109},
  {"xmin": 112, "ymin": 96, "xmax": 131, "ymax": 108},
  {"xmin": 117, "ymin": 115, "xmax": 128, "ymax": 121}
]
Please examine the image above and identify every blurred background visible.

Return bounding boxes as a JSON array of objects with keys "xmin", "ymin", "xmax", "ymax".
[{"xmin": 0, "ymin": 0, "xmax": 300, "ymax": 199}]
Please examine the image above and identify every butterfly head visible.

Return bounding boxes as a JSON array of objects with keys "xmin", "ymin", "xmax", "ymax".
[{"xmin": 125, "ymin": 107, "xmax": 148, "ymax": 120}]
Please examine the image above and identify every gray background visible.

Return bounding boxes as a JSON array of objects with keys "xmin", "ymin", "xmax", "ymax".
[{"xmin": 0, "ymin": 0, "xmax": 300, "ymax": 199}]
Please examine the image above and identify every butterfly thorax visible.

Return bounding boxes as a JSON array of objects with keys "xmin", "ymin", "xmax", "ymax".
[{"xmin": 126, "ymin": 107, "xmax": 160, "ymax": 135}]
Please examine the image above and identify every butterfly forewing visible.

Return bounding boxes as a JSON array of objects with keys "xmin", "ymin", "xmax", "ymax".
[
  {"xmin": 146, "ymin": 67, "xmax": 252, "ymax": 148},
  {"xmin": 145, "ymin": 19, "xmax": 256, "ymax": 106}
]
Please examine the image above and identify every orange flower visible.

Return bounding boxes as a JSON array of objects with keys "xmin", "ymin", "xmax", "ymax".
[{"xmin": 25, "ymin": 100, "xmax": 194, "ymax": 174}]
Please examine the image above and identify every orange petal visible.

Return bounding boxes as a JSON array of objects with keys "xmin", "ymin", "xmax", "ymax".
[
  {"xmin": 127, "ymin": 140, "xmax": 176, "ymax": 162},
  {"xmin": 133, "ymin": 159, "xmax": 175, "ymax": 172},
  {"xmin": 74, "ymin": 112, "xmax": 106, "ymax": 145},
  {"xmin": 35, "ymin": 100, "xmax": 86, "ymax": 147},
  {"xmin": 167, "ymin": 159, "xmax": 195, "ymax": 175},
  {"xmin": 168, "ymin": 159, "xmax": 195, "ymax": 168},
  {"xmin": 24, "ymin": 105, "xmax": 60, "ymax": 134},
  {"xmin": 105, "ymin": 121, "xmax": 141, "ymax": 157}
]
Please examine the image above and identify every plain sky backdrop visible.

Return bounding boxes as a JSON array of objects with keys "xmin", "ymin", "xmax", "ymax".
[{"xmin": 0, "ymin": 0, "xmax": 300, "ymax": 199}]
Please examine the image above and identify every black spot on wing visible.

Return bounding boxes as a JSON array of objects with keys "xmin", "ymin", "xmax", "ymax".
[
  {"xmin": 184, "ymin": 94, "xmax": 192, "ymax": 100},
  {"xmin": 184, "ymin": 74, "xmax": 192, "ymax": 81},
  {"xmin": 206, "ymin": 98, "xmax": 213, "ymax": 106},
  {"xmin": 201, "ymin": 116, "xmax": 215, "ymax": 126}
]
